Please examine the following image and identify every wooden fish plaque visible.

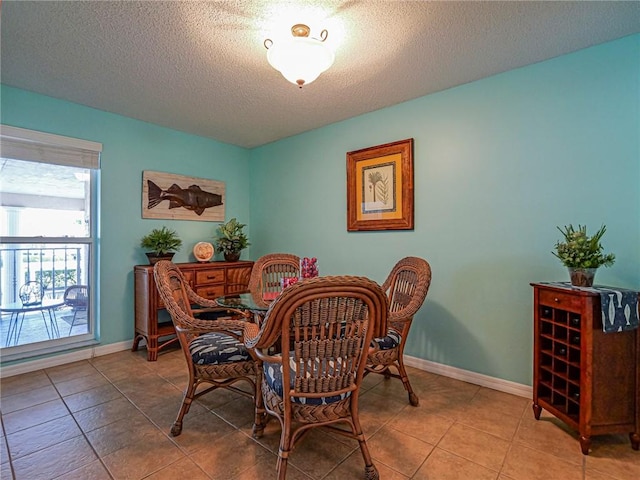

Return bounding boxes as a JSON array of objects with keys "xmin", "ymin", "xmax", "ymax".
[{"xmin": 142, "ymin": 171, "xmax": 225, "ymax": 221}]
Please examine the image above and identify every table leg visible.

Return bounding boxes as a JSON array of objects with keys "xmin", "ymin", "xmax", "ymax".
[{"xmin": 48, "ymin": 309, "xmax": 60, "ymax": 338}]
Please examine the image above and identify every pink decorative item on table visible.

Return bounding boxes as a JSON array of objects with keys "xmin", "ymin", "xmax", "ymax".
[
  {"xmin": 280, "ymin": 276, "xmax": 299, "ymax": 289},
  {"xmin": 300, "ymin": 257, "xmax": 319, "ymax": 278}
]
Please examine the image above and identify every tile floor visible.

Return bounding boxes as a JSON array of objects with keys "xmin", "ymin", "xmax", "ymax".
[{"xmin": 1, "ymin": 348, "xmax": 638, "ymax": 480}]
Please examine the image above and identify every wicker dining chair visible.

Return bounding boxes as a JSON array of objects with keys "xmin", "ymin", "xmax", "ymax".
[
  {"xmin": 248, "ymin": 253, "xmax": 300, "ymax": 300},
  {"xmin": 366, "ymin": 256, "xmax": 432, "ymax": 406},
  {"xmin": 245, "ymin": 275, "xmax": 388, "ymax": 480},
  {"xmin": 153, "ymin": 260, "xmax": 261, "ymax": 436}
]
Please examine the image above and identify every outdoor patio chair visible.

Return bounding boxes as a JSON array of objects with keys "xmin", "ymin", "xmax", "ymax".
[
  {"xmin": 19, "ymin": 281, "xmax": 44, "ymax": 306},
  {"xmin": 62, "ymin": 285, "xmax": 88, "ymax": 335}
]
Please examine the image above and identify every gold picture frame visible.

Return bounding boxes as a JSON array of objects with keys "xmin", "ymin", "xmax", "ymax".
[{"xmin": 347, "ymin": 138, "xmax": 414, "ymax": 231}]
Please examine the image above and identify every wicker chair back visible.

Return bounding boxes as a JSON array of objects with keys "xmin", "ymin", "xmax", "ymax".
[
  {"xmin": 245, "ymin": 275, "xmax": 387, "ymax": 480},
  {"xmin": 248, "ymin": 253, "xmax": 300, "ymax": 299}
]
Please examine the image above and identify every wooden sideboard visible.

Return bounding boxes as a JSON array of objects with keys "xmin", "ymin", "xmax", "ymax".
[{"xmin": 133, "ymin": 260, "xmax": 253, "ymax": 361}]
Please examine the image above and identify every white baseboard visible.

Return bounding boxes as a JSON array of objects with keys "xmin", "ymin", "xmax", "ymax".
[
  {"xmin": 404, "ymin": 354, "xmax": 532, "ymax": 398},
  {"xmin": 1, "ymin": 343, "xmax": 532, "ymax": 399},
  {"xmin": 0, "ymin": 341, "xmax": 132, "ymax": 378}
]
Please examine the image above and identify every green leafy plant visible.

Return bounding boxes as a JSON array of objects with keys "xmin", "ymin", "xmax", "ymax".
[
  {"xmin": 140, "ymin": 226, "xmax": 182, "ymax": 255},
  {"xmin": 552, "ymin": 224, "xmax": 615, "ymax": 269},
  {"xmin": 214, "ymin": 218, "xmax": 250, "ymax": 256}
]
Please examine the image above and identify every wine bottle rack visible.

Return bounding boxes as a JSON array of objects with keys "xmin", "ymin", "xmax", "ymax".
[{"xmin": 531, "ymin": 283, "xmax": 640, "ymax": 455}]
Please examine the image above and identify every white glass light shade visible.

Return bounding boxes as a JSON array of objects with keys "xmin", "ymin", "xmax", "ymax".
[{"xmin": 267, "ymin": 36, "xmax": 335, "ymax": 87}]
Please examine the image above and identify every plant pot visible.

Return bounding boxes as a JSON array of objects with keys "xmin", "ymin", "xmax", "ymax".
[
  {"xmin": 145, "ymin": 252, "xmax": 175, "ymax": 265},
  {"xmin": 224, "ymin": 252, "xmax": 240, "ymax": 262},
  {"xmin": 568, "ymin": 267, "xmax": 597, "ymax": 287}
]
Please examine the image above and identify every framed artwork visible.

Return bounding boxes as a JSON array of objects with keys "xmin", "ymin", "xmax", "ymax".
[
  {"xmin": 346, "ymin": 138, "xmax": 414, "ymax": 231},
  {"xmin": 142, "ymin": 170, "xmax": 225, "ymax": 221}
]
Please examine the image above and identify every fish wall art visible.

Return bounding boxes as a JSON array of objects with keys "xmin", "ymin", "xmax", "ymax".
[{"xmin": 142, "ymin": 170, "xmax": 225, "ymax": 221}]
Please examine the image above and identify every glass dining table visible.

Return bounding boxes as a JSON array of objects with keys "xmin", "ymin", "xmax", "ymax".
[{"xmin": 215, "ymin": 291, "xmax": 277, "ymax": 324}]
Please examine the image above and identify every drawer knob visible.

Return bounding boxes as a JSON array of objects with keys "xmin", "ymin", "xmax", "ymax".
[{"xmin": 554, "ymin": 297, "xmax": 560, "ymax": 303}]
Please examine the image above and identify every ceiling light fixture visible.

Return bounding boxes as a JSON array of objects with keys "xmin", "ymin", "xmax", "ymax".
[{"xmin": 264, "ymin": 24, "xmax": 335, "ymax": 88}]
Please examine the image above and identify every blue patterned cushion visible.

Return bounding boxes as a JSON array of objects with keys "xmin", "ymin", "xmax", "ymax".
[
  {"xmin": 372, "ymin": 330, "xmax": 402, "ymax": 350},
  {"xmin": 264, "ymin": 357, "xmax": 351, "ymax": 406},
  {"xmin": 190, "ymin": 332, "xmax": 250, "ymax": 365}
]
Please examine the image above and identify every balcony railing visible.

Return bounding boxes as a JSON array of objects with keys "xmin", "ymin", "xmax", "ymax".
[{"xmin": 0, "ymin": 246, "xmax": 83, "ymax": 305}]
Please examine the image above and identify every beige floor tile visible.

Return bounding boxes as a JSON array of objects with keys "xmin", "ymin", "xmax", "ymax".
[
  {"xmin": 0, "ymin": 384, "xmax": 60, "ymax": 414},
  {"xmin": 45, "ymin": 360, "xmax": 98, "ymax": 383},
  {"xmin": 0, "ymin": 433, "xmax": 9, "ymax": 465},
  {"xmin": 456, "ymin": 402, "xmax": 521, "ymax": 441},
  {"xmin": 169, "ymin": 410, "xmax": 237, "ymax": 453},
  {"xmin": 514, "ymin": 410, "xmax": 584, "ymax": 465},
  {"xmin": 6, "ymin": 414, "xmax": 82, "ymax": 459},
  {"xmin": 140, "ymin": 391, "xmax": 209, "ymax": 429},
  {"xmin": 413, "ymin": 447, "xmax": 499, "ymax": 480},
  {"xmin": 211, "ymin": 393, "xmax": 258, "ymax": 429},
  {"xmin": 11, "ymin": 435, "xmax": 97, "ymax": 480},
  {"xmin": 501, "ymin": 443, "xmax": 584, "ymax": 480},
  {"xmin": 2, "ymin": 398, "xmax": 69, "ymax": 434},
  {"xmin": 0, "ymin": 370, "xmax": 50, "ymax": 398},
  {"xmin": 584, "ymin": 434, "xmax": 640, "ymax": 480},
  {"xmin": 145, "ymin": 456, "xmax": 212, "ymax": 480},
  {"xmin": 387, "ymin": 404, "xmax": 454, "ymax": 445},
  {"xmin": 438, "ymin": 423, "xmax": 510, "ymax": 471},
  {"xmin": 85, "ymin": 414, "xmax": 163, "ymax": 457},
  {"xmin": 1, "ymin": 461, "xmax": 13, "ymax": 480},
  {"xmin": 367, "ymin": 424, "xmax": 434, "ymax": 477},
  {"xmin": 323, "ymin": 448, "xmax": 410, "ymax": 480},
  {"xmin": 584, "ymin": 469, "xmax": 623, "ymax": 480},
  {"xmin": 4, "ymin": 349, "xmax": 635, "ymax": 480},
  {"xmin": 101, "ymin": 430, "xmax": 185, "ymax": 480},
  {"xmin": 61, "ymin": 459, "xmax": 113, "ymax": 480},
  {"xmin": 412, "ymin": 390, "xmax": 474, "ymax": 421},
  {"xmin": 122, "ymin": 381, "xmax": 184, "ymax": 411},
  {"xmin": 52, "ymin": 371, "xmax": 110, "ymax": 397},
  {"xmin": 230, "ymin": 454, "xmax": 313, "ymax": 480},
  {"xmin": 62, "ymin": 382, "xmax": 125, "ymax": 412},
  {"xmin": 190, "ymin": 430, "xmax": 273, "ymax": 479},
  {"xmin": 72, "ymin": 396, "xmax": 140, "ymax": 432},
  {"xmin": 283, "ymin": 429, "xmax": 358, "ymax": 479},
  {"xmin": 358, "ymin": 389, "xmax": 408, "ymax": 435}
]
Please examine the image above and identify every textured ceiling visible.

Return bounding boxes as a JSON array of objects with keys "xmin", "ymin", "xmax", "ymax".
[{"xmin": 2, "ymin": 1, "xmax": 639, "ymax": 148}]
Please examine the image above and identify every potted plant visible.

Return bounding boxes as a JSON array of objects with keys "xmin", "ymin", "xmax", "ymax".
[
  {"xmin": 552, "ymin": 224, "xmax": 615, "ymax": 286},
  {"xmin": 214, "ymin": 218, "xmax": 250, "ymax": 262},
  {"xmin": 140, "ymin": 226, "xmax": 182, "ymax": 265}
]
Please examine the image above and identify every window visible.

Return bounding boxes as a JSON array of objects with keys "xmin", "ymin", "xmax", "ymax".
[{"xmin": 0, "ymin": 125, "xmax": 101, "ymax": 361}]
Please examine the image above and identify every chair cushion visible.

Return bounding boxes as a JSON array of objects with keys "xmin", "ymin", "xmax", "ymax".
[
  {"xmin": 372, "ymin": 330, "xmax": 402, "ymax": 350},
  {"xmin": 264, "ymin": 357, "xmax": 351, "ymax": 406},
  {"xmin": 190, "ymin": 332, "xmax": 251, "ymax": 365}
]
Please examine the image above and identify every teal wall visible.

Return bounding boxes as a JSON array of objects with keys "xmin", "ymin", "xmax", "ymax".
[
  {"xmin": 1, "ymin": 35, "xmax": 638, "ymax": 385},
  {"xmin": 249, "ymin": 35, "xmax": 640, "ymax": 385},
  {"xmin": 1, "ymin": 86, "xmax": 251, "ymax": 345}
]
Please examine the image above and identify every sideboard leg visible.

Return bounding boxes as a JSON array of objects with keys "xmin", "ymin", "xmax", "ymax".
[
  {"xmin": 630, "ymin": 432, "xmax": 640, "ymax": 450},
  {"xmin": 579, "ymin": 435, "xmax": 591, "ymax": 455},
  {"xmin": 532, "ymin": 403, "xmax": 542, "ymax": 420}
]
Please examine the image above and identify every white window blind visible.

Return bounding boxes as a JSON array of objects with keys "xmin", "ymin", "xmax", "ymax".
[{"xmin": 0, "ymin": 124, "xmax": 102, "ymax": 169}]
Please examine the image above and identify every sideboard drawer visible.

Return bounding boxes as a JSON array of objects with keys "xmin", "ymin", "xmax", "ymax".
[
  {"xmin": 196, "ymin": 284, "xmax": 225, "ymax": 300},
  {"xmin": 538, "ymin": 289, "xmax": 582, "ymax": 313},
  {"xmin": 195, "ymin": 269, "xmax": 225, "ymax": 286}
]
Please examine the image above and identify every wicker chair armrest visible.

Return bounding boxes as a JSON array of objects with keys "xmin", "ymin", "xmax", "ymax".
[
  {"xmin": 170, "ymin": 306, "xmax": 248, "ymax": 333},
  {"xmin": 388, "ymin": 311, "xmax": 412, "ymax": 325},
  {"xmin": 185, "ymin": 287, "xmax": 220, "ymax": 308},
  {"xmin": 244, "ymin": 322, "xmax": 260, "ymax": 343}
]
